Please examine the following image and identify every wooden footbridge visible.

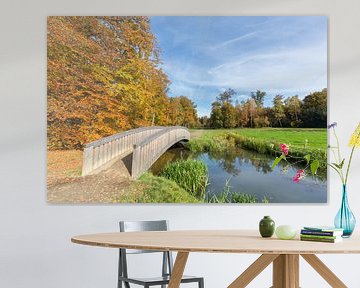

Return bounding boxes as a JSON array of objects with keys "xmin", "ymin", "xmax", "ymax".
[{"xmin": 82, "ymin": 126, "xmax": 190, "ymax": 179}]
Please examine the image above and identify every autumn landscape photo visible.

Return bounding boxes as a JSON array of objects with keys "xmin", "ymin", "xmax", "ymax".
[{"xmin": 47, "ymin": 16, "xmax": 327, "ymax": 203}]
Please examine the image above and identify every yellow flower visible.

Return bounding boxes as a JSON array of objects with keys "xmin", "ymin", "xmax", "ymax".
[{"xmin": 349, "ymin": 122, "xmax": 360, "ymax": 148}]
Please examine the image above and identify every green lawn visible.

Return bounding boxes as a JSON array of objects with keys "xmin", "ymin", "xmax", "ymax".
[{"xmin": 190, "ymin": 128, "xmax": 327, "ymax": 150}]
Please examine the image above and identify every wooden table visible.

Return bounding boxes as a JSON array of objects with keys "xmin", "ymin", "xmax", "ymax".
[{"xmin": 71, "ymin": 230, "xmax": 360, "ymax": 288}]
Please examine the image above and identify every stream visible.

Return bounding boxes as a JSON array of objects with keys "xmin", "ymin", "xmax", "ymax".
[{"xmin": 150, "ymin": 147, "xmax": 327, "ymax": 203}]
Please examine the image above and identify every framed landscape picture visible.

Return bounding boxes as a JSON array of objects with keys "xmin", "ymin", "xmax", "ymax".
[{"xmin": 47, "ymin": 16, "xmax": 327, "ymax": 204}]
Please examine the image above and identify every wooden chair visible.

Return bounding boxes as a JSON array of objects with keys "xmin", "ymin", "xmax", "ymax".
[{"xmin": 118, "ymin": 220, "xmax": 204, "ymax": 288}]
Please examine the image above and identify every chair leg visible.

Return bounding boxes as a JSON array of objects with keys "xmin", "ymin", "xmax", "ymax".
[{"xmin": 199, "ymin": 278, "xmax": 204, "ymax": 288}]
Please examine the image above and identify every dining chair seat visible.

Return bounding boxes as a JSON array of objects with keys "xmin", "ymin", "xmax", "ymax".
[{"xmin": 118, "ymin": 274, "xmax": 204, "ymax": 287}]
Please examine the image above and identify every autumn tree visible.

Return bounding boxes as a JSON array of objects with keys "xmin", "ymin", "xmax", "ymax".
[
  {"xmin": 167, "ymin": 96, "xmax": 198, "ymax": 128},
  {"xmin": 217, "ymin": 88, "xmax": 236, "ymax": 104},
  {"xmin": 199, "ymin": 116, "xmax": 210, "ymax": 128},
  {"xmin": 222, "ymin": 102, "xmax": 237, "ymax": 128},
  {"xmin": 209, "ymin": 101, "xmax": 223, "ymax": 128},
  {"xmin": 209, "ymin": 89, "xmax": 238, "ymax": 128},
  {"xmin": 247, "ymin": 98, "xmax": 257, "ymax": 128},
  {"xmin": 284, "ymin": 95, "xmax": 302, "ymax": 127},
  {"xmin": 272, "ymin": 95, "xmax": 285, "ymax": 127},
  {"xmin": 300, "ymin": 89, "xmax": 327, "ymax": 128},
  {"xmin": 47, "ymin": 16, "xmax": 198, "ymax": 149},
  {"xmin": 235, "ymin": 102, "xmax": 247, "ymax": 127},
  {"xmin": 250, "ymin": 90, "xmax": 266, "ymax": 108}
]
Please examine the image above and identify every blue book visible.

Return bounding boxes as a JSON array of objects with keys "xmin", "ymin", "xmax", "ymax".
[{"xmin": 302, "ymin": 226, "xmax": 343, "ymax": 236}]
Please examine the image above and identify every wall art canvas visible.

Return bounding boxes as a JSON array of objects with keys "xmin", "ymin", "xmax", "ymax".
[{"xmin": 47, "ymin": 16, "xmax": 328, "ymax": 204}]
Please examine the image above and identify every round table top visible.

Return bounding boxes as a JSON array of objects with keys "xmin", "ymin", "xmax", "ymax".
[{"xmin": 71, "ymin": 230, "xmax": 360, "ymax": 254}]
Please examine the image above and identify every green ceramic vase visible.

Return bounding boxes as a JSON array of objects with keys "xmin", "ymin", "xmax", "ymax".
[{"xmin": 259, "ymin": 216, "xmax": 275, "ymax": 237}]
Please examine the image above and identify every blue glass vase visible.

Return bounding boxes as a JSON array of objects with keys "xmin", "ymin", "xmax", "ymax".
[{"xmin": 334, "ymin": 185, "xmax": 356, "ymax": 237}]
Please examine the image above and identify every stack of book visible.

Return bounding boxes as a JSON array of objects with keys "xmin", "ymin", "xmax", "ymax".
[{"xmin": 300, "ymin": 226, "xmax": 344, "ymax": 243}]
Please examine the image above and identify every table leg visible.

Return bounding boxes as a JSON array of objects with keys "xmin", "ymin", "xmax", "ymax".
[
  {"xmin": 272, "ymin": 254, "xmax": 299, "ymax": 288},
  {"xmin": 301, "ymin": 254, "xmax": 347, "ymax": 288},
  {"xmin": 228, "ymin": 254, "xmax": 279, "ymax": 288},
  {"xmin": 229, "ymin": 253, "xmax": 348, "ymax": 288},
  {"xmin": 168, "ymin": 252, "xmax": 189, "ymax": 288}
]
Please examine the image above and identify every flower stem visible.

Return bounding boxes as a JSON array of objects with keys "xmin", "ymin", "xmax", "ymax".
[
  {"xmin": 333, "ymin": 127, "xmax": 342, "ymax": 162},
  {"xmin": 328, "ymin": 163, "xmax": 345, "ymax": 180},
  {"xmin": 332, "ymin": 127, "xmax": 345, "ymax": 184},
  {"xmin": 345, "ymin": 145, "xmax": 356, "ymax": 185},
  {"xmin": 345, "ymin": 130, "xmax": 360, "ymax": 185}
]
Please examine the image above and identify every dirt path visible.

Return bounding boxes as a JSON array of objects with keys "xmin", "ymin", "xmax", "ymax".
[{"xmin": 47, "ymin": 158, "xmax": 134, "ymax": 203}]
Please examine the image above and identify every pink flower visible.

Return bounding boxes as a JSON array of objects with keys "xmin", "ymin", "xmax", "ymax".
[
  {"xmin": 280, "ymin": 143, "xmax": 289, "ymax": 155},
  {"xmin": 293, "ymin": 169, "xmax": 305, "ymax": 183}
]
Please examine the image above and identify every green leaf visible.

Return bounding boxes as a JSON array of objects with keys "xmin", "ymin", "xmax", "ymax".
[
  {"xmin": 304, "ymin": 154, "xmax": 311, "ymax": 164},
  {"xmin": 339, "ymin": 158, "xmax": 345, "ymax": 169},
  {"xmin": 332, "ymin": 162, "xmax": 341, "ymax": 169},
  {"xmin": 310, "ymin": 159, "xmax": 319, "ymax": 176},
  {"xmin": 332, "ymin": 159, "xmax": 345, "ymax": 169},
  {"xmin": 271, "ymin": 154, "xmax": 286, "ymax": 170},
  {"xmin": 271, "ymin": 157, "xmax": 281, "ymax": 169},
  {"xmin": 328, "ymin": 163, "xmax": 340, "ymax": 172}
]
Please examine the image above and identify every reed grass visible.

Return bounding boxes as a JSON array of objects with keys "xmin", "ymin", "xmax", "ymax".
[
  {"xmin": 160, "ymin": 159, "xmax": 208, "ymax": 199},
  {"xmin": 206, "ymin": 179, "xmax": 258, "ymax": 203},
  {"xmin": 207, "ymin": 192, "xmax": 258, "ymax": 203}
]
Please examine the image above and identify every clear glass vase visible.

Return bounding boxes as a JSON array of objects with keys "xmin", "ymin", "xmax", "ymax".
[{"xmin": 334, "ymin": 185, "xmax": 356, "ymax": 237}]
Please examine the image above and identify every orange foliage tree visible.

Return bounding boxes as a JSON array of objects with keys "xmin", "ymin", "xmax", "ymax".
[{"xmin": 47, "ymin": 16, "xmax": 198, "ymax": 150}]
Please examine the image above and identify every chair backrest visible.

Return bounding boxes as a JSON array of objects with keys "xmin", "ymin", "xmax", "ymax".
[
  {"xmin": 119, "ymin": 220, "xmax": 169, "ymax": 254},
  {"xmin": 118, "ymin": 220, "xmax": 173, "ymax": 283}
]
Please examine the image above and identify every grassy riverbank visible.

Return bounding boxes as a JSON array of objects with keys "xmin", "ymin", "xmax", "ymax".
[
  {"xmin": 125, "ymin": 173, "xmax": 201, "ymax": 203},
  {"xmin": 188, "ymin": 128, "xmax": 327, "ymax": 168}
]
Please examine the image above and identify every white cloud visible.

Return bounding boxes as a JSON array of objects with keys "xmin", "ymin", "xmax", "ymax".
[
  {"xmin": 164, "ymin": 41, "xmax": 327, "ymax": 95},
  {"xmin": 209, "ymin": 44, "xmax": 327, "ymax": 92},
  {"xmin": 212, "ymin": 32, "xmax": 258, "ymax": 49}
]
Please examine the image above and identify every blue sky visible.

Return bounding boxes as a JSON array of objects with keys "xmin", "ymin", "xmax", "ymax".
[{"xmin": 150, "ymin": 16, "xmax": 327, "ymax": 117}]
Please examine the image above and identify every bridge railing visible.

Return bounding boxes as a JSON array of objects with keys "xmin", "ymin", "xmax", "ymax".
[
  {"xmin": 82, "ymin": 126, "xmax": 165, "ymax": 176},
  {"xmin": 131, "ymin": 126, "xmax": 190, "ymax": 179}
]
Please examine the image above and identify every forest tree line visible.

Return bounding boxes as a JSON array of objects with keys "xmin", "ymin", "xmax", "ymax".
[
  {"xmin": 200, "ymin": 88, "xmax": 327, "ymax": 129},
  {"xmin": 47, "ymin": 16, "xmax": 198, "ymax": 150}
]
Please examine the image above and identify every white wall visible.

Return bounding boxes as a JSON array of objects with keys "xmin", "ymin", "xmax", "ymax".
[{"xmin": 1, "ymin": 0, "xmax": 360, "ymax": 287}]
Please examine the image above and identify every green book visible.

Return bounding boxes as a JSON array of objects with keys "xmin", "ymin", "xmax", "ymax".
[
  {"xmin": 300, "ymin": 236, "xmax": 342, "ymax": 243},
  {"xmin": 300, "ymin": 234, "xmax": 339, "ymax": 240}
]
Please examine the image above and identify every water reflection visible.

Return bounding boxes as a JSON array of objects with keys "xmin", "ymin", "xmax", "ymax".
[
  {"xmin": 205, "ymin": 149, "xmax": 275, "ymax": 176},
  {"xmin": 150, "ymin": 147, "xmax": 327, "ymax": 203}
]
